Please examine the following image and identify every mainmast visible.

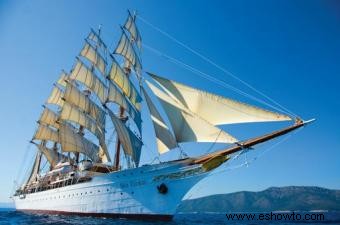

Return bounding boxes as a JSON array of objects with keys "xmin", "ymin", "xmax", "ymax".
[
  {"xmin": 112, "ymin": 10, "xmax": 143, "ymax": 170},
  {"xmin": 114, "ymin": 89, "xmax": 128, "ymax": 170}
]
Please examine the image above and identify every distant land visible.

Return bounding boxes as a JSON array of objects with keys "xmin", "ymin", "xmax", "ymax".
[
  {"xmin": 178, "ymin": 186, "xmax": 340, "ymax": 213},
  {"xmin": 2, "ymin": 186, "xmax": 339, "ymax": 213}
]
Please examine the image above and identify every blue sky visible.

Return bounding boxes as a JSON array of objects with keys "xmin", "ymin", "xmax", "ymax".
[{"xmin": 0, "ymin": 0, "xmax": 339, "ymax": 202}]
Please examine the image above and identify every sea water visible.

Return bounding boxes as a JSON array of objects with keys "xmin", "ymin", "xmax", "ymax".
[{"xmin": 0, "ymin": 209, "xmax": 339, "ymax": 225}]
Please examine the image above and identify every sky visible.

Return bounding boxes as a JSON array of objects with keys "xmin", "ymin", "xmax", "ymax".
[{"xmin": 0, "ymin": 0, "xmax": 339, "ymax": 203}]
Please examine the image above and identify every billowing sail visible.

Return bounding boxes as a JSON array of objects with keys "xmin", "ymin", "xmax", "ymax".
[
  {"xmin": 59, "ymin": 102, "xmax": 110, "ymax": 162},
  {"xmin": 149, "ymin": 73, "xmax": 292, "ymax": 125},
  {"xmin": 114, "ymin": 32, "xmax": 142, "ymax": 76},
  {"xmin": 59, "ymin": 123, "xmax": 100, "ymax": 162},
  {"xmin": 87, "ymin": 29, "xmax": 108, "ymax": 55},
  {"xmin": 64, "ymin": 82, "xmax": 106, "ymax": 129},
  {"xmin": 33, "ymin": 124, "xmax": 59, "ymax": 143},
  {"xmin": 80, "ymin": 40, "xmax": 107, "ymax": 75},
  {"xmin": 142, "ymin": 87, "xmax": 177, "ymax": 153},
  {"xmin": 124, "ymin": 12, "xmax": 142, "ymax": 50},
  {"xmin": 34, "ymin": 143, "xmax": 67, "ymax": 168},
  {"xmin": 46, "ymin": 86, "xmax": 64, "ymax": 108},
  {"xmin": 146, "ymin": 81, "xmax": 238, "ymax": 144},
  {"xmin": 70, "ymin": 59, "xmax": 107, "ymax": 103},
  {"xmin": 25, "ymin": 151, "xmax": 42, "ymax": 186},
  {"xmin": 107, "ymin": 82, "xmax": 141, "ymax": 130},
  {"xmin": 39, "ymin": 107, "xmax": 59, "ymax": 129},
  {"xmin": 107, "ymin": 109, "xmax": 142, "ymax": 166},
  {"xmin": 60, "ymin": 102, "xmax": 103, "ymax": 141},
  {"xmin": 108, "ymin": 57, "xmax": 141, "ymax": 110}
]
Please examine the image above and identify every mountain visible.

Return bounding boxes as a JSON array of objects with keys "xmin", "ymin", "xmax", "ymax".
[{"xmin": 178, "ymin": 186, "xmax": 340, "ymax": 213}]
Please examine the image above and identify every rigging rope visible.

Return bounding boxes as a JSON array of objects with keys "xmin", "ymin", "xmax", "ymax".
[
  {"xmin": 137, "ymin": 15, "xmax": 299, "ymax": 118},
  {"xmin": 14, "ymin": 143, "xmax": 34, "ymax": 189},
  {"xmin": 211, "ymin": 126, "xmax": 303, "ymax": 176},
  {"xmin": 185, "ymin": 127, "xmax": 302, "ymax": 200},
  {"xmin": 143, "ymin": 43, "xmax": 293, "ymax": 116}
]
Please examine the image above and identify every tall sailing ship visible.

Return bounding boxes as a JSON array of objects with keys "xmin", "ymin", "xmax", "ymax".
[{"xmin": 12, "ymin": 11, "xmax": 313, "ymax": 220}]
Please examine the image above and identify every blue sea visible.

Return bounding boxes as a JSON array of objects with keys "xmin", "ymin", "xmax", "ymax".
[{"xmin": 0, "ymin": 209, "xmax": 339, "ymax": 225}]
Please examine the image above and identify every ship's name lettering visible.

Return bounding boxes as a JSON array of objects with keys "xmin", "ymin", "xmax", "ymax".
[
  {"xmin": 153, "ymin": 167, "xmax": 202, "ymax": 181},
  {"xmin": 119, "ymin": 180, "xmax": 146, "ymax": 188}
]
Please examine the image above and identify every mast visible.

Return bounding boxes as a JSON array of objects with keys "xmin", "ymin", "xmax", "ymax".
[
  {"xmin": 51, "ymin": 142, "xmax": 58, "ymax": 170},
  {"xmin": 74, "ymin": 24, "xmax": 105, "ymax": 164},
  {"xmin": 114, "ymin": 37, "xmax": 132, "ymax": 171},
  {"xmin": 113, "ymin": 10, "xmax": 142, "ymax": 170}
]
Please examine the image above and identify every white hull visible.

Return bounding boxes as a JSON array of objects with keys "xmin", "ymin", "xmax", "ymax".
[{"xmin": 13, "ymin": 161, "xmax": 206, "ymax": 220}]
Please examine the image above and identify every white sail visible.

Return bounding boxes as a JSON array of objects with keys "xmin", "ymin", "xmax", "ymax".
[
  {"xmin": 114, "ymin": 32, "xmax": 142, "ymax": 77},
  {"xmin": 124, "ymin": 12, "xmax": 142, "ymax": 50},
  {"xmin": 34, "ymin": 143, "xmax": 67, "ymax": 168},
  {"xmin": 87, "ymin": 29, "xmax": 108, "ymax": 55},
  {"xmin": 107, "ymin": 109, "xmax": 142, "ymax": 166},
  {"xmin": 107, "ymin": 82, "xmax": 141, "ymax": 131},
  {"xmin": 64, "ymin": 82, "xmax": 106, "ymax": 129},
  {"xmin": 33, "ymin": 124, "xmax": 59, "ymax": 143},
  {"xmin": 146, "ymin": 81, "xmax": 238, "ymax": 144},
  {"xmin": 80, "ymin": 40, "xmax": 107, "ymax": 75},
  {"xmin": 59, "ymin": 123, "xmax": 100, "ymax": 162},
  {"xmin": 57, "ymin": 71, "xmax": 68, "ymax": 88},
  {"xmin": 46, "ymin": 86, "xmax": 64, "ymax": 108},
  {"xmin": 60, "ymin": 102, "xmax": 103, "ymax": 141},
  {"xmin": 25, "ymin": 151, "xmax": 42, "ymax": 186},
  {"xmin": 39, "ymin": 107, "xmax": 59, "ymax": 129},
  {"xmin": 108, "ymin": 57, "xmax": 141, "ymax": 110},
  {"xmin": 142, "ymin": 87, "xmax": 177, "ymax": 154},
  {"xmin": 70, "ymin": 59, "xmax": 107, "ymax": 103},
  {"xmin": 59, "ymin": 102, "xmax": 110, "ymax": 162},
  {"xmin": 150, "ymin": 73, "xmax": 292, "ymax": 125}
]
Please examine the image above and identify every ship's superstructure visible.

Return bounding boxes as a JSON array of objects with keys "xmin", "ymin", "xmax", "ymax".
[{"xmin": 12, "ymin": 11, "xmax": 313, "ymax": 220}]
